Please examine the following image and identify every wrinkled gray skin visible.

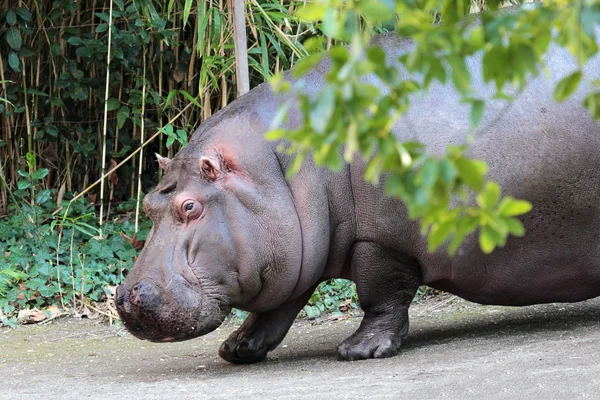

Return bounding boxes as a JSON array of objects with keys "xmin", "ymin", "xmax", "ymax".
[{"xmin": 116, "ymin": 26, "xmax": 600, "ymax": 362}]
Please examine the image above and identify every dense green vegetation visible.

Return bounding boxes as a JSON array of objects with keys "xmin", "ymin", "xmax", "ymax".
[{"xmin": 0, "ymin": 0, "xmax": 338, "ymax": 326}]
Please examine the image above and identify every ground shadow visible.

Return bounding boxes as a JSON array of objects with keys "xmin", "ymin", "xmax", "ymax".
[{"xmin": 402, "ymin": 301, "xmax": 600, "ymax": 351}]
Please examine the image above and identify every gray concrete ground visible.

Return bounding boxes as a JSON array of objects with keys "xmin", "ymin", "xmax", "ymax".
[{"xmin": 2, "ymin": 295, "xmax": 600, "ymax": 399}]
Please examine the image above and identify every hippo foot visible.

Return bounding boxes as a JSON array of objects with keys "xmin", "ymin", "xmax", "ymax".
[
  {"xmin": 219, "ymin": 328, "xmax": 270, "ymax": 364},
  {"xmin": 337, "ymin": 330, "xmax": 401, "ymax": 361}
]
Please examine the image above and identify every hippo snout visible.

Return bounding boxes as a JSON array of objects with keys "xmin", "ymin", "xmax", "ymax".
[
  {"xmin": 115, "ymin": 276, "xmax": 228, "ymax": 342},
  {"xmin": 116, "ymin": 280, "xmax": 160, "ymax": 316},
  {"xmin": 115, "ymin": 280, "xmax": 164, "ymax": 340}
]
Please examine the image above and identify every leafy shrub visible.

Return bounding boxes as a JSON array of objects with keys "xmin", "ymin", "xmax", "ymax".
[{"xmin": 0, "ymin": 192, "xmax": 151, "ymax": 326}]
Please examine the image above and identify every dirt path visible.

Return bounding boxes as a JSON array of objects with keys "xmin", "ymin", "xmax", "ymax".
[{"xmin": 2, "ymin": 296, "xmax": 600, "ymax": 399}]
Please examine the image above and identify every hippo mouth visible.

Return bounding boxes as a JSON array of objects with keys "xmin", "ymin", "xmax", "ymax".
[{"xmin": 115, "ymin": 268, "xmax": 229, "ymax": 342}]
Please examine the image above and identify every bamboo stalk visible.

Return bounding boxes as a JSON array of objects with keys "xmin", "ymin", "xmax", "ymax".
[
  {"xmin": 0, "ymin": 54, "xmax": 15, "ymax": 185},
  {"xmin": 98, "ymin": 0, "xmax": 115, "ymax": 237},
  {"xmin": 135, "ymin": 50, "xmax": 147, "ymax": 233},
  {"xmin": 232, "ymin": 0, "xmax": 250, "ymax": 96}
]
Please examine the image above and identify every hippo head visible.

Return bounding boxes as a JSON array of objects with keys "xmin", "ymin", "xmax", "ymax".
[{"xmin": 115, "ymin": 115, "xmax": 303, "ymax": 342}]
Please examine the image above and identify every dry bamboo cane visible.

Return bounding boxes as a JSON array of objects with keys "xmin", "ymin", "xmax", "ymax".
[
  {"xmin": 232, "ymin": 0, "xmax": 250, "ymax": 96},
  {"xmin": 134, "ymin": 51, "xmax": 147, "ymax": 234},
  {"xmin": 98, "ymin": 0, "xmax": 115, "ymax": 238}
]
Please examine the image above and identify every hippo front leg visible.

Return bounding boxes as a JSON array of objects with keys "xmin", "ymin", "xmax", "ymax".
[
  {"xmin": 338, "ymin": 242, "xmax": 421, "ymax": 361},
  {"xmin": 219, "ymin": 284, "xmax": 319, "ymax": 364}
]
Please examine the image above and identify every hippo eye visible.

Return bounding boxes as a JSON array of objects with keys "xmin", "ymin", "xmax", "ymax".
[{"xmin": 180, "ymin": 199, "xmax": 202, "ymax": 222}]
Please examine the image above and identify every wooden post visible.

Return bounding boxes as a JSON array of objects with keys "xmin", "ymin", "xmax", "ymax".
[{"xmin": 232, "ymin": 0, "xmax": 250, "ymax": 96}]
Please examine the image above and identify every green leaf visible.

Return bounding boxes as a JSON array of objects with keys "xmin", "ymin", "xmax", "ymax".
[
  {"xmin": 32, "ymin": 168, "xmax": 49, "ymax": 180},
  {"xmin": 28, "ymin": 89, "xmax": 48, "ymax": 97},
  {"xmin": 554, "ymin": 71, "xmax": 582, "ymax": 102},
  {"xmin": 439, "ymin": 159, "xmax": 457, "ymax": 185},
  {"xmin": 448, "ymin": 215, "xmax": 479, "ymax": 255},
  {"xmin": 106, "ymin": 98, "xmax": 120, "ymax": 111},
  {"xmin": 296, "ymin": 3, "xmax": 327, "ymax": 21},
  {"xmin": 505, "ymin": 217, "xmax": 525, "ymax": 237},
  {"xmin": 17, "ymin": 170, "xmax": 29, "ymax": 178},
  {"xmin": 117, "ymin": 106, "xmax": 129, "ymax": 129},
  {"xmin": 476, "ymin": 182, "xmax": 500, "ymax": 210},
  {"xmin": 470, "ymin": 99, "xmax": 485, "ymax": 127},
  {"xmin": 6, "ymin": 27, "xmax": 22, "ymax": 51},
  {"xmin": 183, "ymin": 0, "xmax": 193, "ymax": 26},
  {"xmin": 96, "ymin": 23, "xmax": 108, "ymax": 33},
  {"xmin": 15, "ymin": 8, "xmax": 32, "ymax": 21},
  {"xmin": 17, "ymin": 180, "xmax": 30, "ymax": 190},
  {"xmin": 67, "ymin": 37, "xmax": 85, "ymax": 46},
  {"xmin": 163, "ymin": 90, "xmax": 178, "ymax": 110},
  {"xmin": 179, "ymin": 90, "xmax": 201, "ymax": 108},
  {"xmin": 8, "ymin": 51, "xmax": 20, "ymax": 72},
  {"xmin": 309, "ymin": 87, "xmax": 335, "ymax": 134},
  {"xmin": 424, "ymin": 57, "xmax": 446, "ymax": 88},
  {"xmin": 6, "ymin": 9, "xmax": 17, "ymax": 25},
  {"xmin": 419, "ymin": 159, "xmax": 439, "ymax": 188},
  {"xmin": 584, "ymin": 92, "xmax": 600, "ymax": 120},
  {"xmin": 292, "ymin": 53, "xmax": 323, "ymax": 78},
  {"xmin": 497, "ymin": 197, "xmax": 532, "ymax": 217},
  {"xmin": 50, "ymin": 42, "xmax": 61, "ymax": 56},
  {"xmin": 265, "ymin": 128, "xmax": 286, "ymax": 141},
  {"xmin": 447, "ymin": 55, "xmax": 471, "ymax": 95},
  {"xmin": 479, "ymin": 225, "xmax": 497, "ymax": 254},
  {"xmin": 428, "ymin": 218, "xmax": 455, "ymax": 252},
  {"xmin": 358, "ymin": 1, "xmax": 394, "ymax": 24},
  {"xmin": 455, "ymin": 158, "xmax": 488, "ymax": 191}
]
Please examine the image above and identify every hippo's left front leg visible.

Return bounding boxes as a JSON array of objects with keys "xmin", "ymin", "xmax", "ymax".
[
  {"xmin": 219, "ymin": 284, "xmax": 319, "ymax": 364},
  {"xmin": 338, "ymin": 242, "xmax": 421, "ymax": 361}
]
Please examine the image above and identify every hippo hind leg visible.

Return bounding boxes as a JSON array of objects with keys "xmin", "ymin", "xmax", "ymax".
[{"xmin": 338, "ymin": 242, "xmax": 420, "ymax": 361}]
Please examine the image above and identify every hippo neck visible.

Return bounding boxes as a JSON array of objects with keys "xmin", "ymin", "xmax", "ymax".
[{"xmin": 273, "ymin": 148, "xmax": 357, "ymax": 299}]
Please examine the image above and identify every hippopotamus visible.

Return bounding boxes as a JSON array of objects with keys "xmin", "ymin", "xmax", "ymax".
[{"xmin": 115, "ymin": 26, "xmax": 600, "ymax": 363}]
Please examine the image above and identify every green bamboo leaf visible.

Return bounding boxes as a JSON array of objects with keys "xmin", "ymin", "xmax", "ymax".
[
  {"xmin": 183, "ymin": 0, "xmax": 193, "ymax": 26},
  {"xmin": 179, "ymin": 90, "xmax": 202, "ymax": 109}
]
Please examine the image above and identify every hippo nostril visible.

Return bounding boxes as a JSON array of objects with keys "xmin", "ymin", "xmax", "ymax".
[{"xmin": 129, "ymin": 281, "xmax": 159, "ymax": 309}]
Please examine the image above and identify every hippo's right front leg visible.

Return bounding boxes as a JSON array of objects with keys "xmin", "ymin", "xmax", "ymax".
[{"xmin": 219, "ymin": 284, "xmax": 320, "ymax": 364}]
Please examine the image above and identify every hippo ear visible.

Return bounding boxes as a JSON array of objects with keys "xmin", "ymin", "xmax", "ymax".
[
  {"xmin": 199, "ymin": 155, "xmax": 224, "ymax": 182},
  {"xmin": 155, "ymin": 153, "xmax": 172, "ymax": 172}
]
